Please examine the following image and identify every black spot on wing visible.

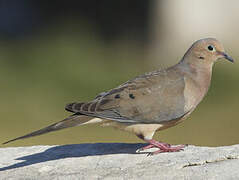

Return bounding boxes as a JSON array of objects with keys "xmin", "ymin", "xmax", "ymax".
[{"xmin": 129, "ymin": 93, "xmax": 135, "ymax": 99}]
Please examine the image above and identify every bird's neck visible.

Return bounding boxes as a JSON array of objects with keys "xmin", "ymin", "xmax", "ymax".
[{"xmin": 177, "ymin": 60, "xmax": 213, "ymax": 94}]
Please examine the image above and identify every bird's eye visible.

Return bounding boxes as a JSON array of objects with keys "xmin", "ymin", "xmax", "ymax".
[{"xmin": 207, "ymin": 45, "xmax": 214, "ymax": 51}]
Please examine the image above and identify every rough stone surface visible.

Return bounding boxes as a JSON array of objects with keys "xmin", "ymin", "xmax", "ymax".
[{"xmin": 0, "ymin": 143, "xmax": 239, "ymax": 180}]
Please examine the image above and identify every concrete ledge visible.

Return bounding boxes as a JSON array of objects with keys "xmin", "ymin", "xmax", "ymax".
[{"xmin": 0, "ymin": 143, "xmax": 239, "ymax": 180}]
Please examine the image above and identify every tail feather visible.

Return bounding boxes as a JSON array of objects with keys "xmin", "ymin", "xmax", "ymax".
[{"xmin": 3, "ymin": 115, "xmax": 93, "ymax": 145}]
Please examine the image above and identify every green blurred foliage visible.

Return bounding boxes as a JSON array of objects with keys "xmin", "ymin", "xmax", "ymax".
[{"xmin": 0, "ymin": 25, "xmax": 238, "ymax": 147}]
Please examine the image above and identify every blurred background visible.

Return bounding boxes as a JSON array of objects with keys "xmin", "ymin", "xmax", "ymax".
[{"xmin": 1, "ymin": 0, "xmax": 238, "ymax": 147}]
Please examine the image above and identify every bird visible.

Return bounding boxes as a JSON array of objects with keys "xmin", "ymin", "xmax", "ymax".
[{"xmin": 3, "ymin": 38, "xmax": 234, "ymax": 155}]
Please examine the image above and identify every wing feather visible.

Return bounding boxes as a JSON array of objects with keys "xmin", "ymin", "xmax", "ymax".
[{"xmin": 65, "ymin": 69, "xmax": 187, "ymax": 124}]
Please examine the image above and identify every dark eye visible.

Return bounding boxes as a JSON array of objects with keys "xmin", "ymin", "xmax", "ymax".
[{"xmin": 208, "ymin": 45, "xmax": 214, "ymax": 51}]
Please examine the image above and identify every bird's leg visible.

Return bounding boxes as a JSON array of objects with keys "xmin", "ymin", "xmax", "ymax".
[
  {"xmin": 136, "ymin": 141, "xmax": 171, "ymax": 152},
  {"xmin": 145, "ymin": 139, "xmax": 185, "ymax": 155},
  {"xmin": 136, "ymin": 133, "xmax": 171, "ymax": 152},
  {"xmin": 137, "ymin": 138, "xmax": 185, "ymax": 155}
]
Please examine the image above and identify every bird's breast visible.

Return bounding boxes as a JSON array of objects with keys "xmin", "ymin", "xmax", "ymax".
[{"xmin": 183, "ymin": 71, "xmax": 211, "ymax": 112}]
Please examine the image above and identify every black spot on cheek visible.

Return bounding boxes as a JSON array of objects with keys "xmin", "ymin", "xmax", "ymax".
[
  {"xmin": 114, "ymin": 94, "xmax": 120, "ymax": 99},
  {"xmin": 199, "ymin": 56, "xmax": 204, "ymax": 60},
  {"xmin": 129, "ymin": 93, "xmax": 135, "ymax": 99}
]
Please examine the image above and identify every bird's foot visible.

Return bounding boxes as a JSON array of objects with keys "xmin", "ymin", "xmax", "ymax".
[
  {"xmin": 147, "ymin": 144, "xmax": 185, "ymax": 156},
  {"xmin": 136, "ymin": 139, "xmax": 186, "ymax": 155},
  {"xmin": 136, "ymin": 141, "xmax": 171, "ymax": 153}
]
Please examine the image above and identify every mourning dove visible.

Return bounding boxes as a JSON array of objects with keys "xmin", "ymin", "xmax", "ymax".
[{"xmin": 3, "ymin": 38, "xmax": 234, "ymax": 155}]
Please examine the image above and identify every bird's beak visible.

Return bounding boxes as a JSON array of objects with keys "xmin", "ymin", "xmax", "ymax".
[{"xmin": 219, "ymin": 52, "xmax": 234, "ymax": 63}]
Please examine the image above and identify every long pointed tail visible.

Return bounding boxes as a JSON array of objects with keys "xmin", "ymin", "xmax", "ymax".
[{"xmin": 3, "ymin": 115, "xmax": 94, "ymax": 145}]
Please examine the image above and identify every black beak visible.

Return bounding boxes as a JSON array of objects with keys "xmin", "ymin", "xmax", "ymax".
[{"xmin": 221, "ymin": 52, "xmax": 234, "ymax": 63}]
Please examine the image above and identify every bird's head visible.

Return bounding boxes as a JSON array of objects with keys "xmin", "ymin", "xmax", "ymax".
[{"xmin": 184, "ymin": 38, "xmax": 234, "ymax": 66}]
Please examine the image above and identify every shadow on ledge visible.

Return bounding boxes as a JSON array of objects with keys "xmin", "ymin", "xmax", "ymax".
[{"xmin": 0, "ymin": 143, "xmax": 146, "ymax": 171}]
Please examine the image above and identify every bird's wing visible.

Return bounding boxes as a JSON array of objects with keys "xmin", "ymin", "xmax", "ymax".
[{"xmin": 65, "ymin": 69, "xmax": 187, "ymax": 124}]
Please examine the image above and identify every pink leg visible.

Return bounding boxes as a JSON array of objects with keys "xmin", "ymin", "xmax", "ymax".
[
  {"xmin": 148, "ymin": 144, "xmax": 186, "ymax": 156},
  {"xmin": 137, "ymin": 139, "xmax": 186, "ymax": 155},
  {"xmin": 136, "ymin": 141, "xmax": 171, "ymax": 152},
  {"xmin": 147, "ymin": 139, "xmax": 185, "ymax": 155}
]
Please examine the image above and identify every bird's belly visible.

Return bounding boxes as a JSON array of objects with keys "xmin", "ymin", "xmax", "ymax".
[
  {"xmin": 101, "ymin": 121, "xmax": 164, "ymax": 140},
  {"xmin": 123, "ymin": 123, "xmax": 163, "ymax": 134}
]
